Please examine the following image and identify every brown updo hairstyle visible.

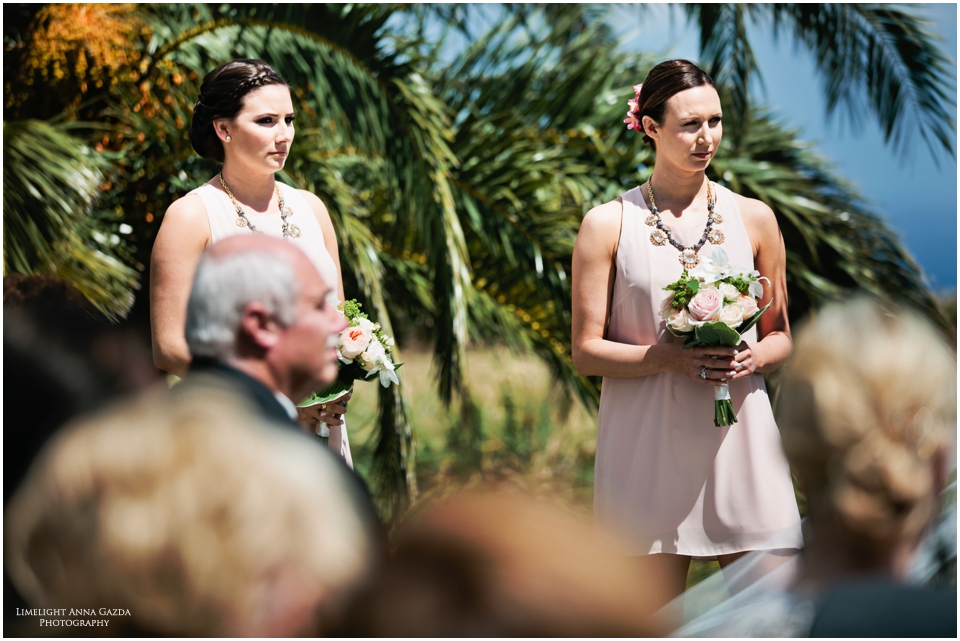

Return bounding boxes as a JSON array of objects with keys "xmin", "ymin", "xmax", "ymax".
[
  {"xmin": 634, "ymin": 59, "xmax": 715, "ymax": 150},
  {"xmin": 189, "ymin": 59, "xmax": 289, "ymax": 162},
  {"xmin": 778, "ymin": 297, "xmax": 955, "ymax": 553}
]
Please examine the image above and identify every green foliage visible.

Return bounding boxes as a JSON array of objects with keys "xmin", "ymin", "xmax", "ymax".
[
  {"xmin": 341, "ymin": 299, "xmax": 364, "ymax": 321},
  {"xmin": 692, "ymin": 322, "xmax": 743, "ymax": 348},
  {"xmin": 2, "ymin": 119, "xmax": 138, "ymax": 320},
  {"xmin": 663, "ymin": 270, "xmax": 698, "ymax": 308}
]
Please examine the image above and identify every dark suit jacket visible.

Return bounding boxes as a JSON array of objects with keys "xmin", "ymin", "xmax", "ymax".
[
  {"xmin": 176, "ymin": 357, "xmax": 384, "ymax": 539},
  {"xmin": 179, "ymin": 357, "xmax": 301, "ymax": 430},
  {"xmin": 809, "ymin": 579, "xmax": 957, "ymax": 637}
]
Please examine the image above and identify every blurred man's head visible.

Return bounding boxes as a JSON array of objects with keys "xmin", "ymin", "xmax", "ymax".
[
  {"xmin": 185, "ymin": 235, "xmax": 346, "ymax": 402},
  {"xmin": 334, "ymin": 490, "xmax": 664, "ymax": 637},
  {"xmin": 4, "ymin": 385, "xmax": 380, "ymax": 636}
]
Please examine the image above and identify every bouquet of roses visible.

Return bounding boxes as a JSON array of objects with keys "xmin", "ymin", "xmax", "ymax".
[
  {"xmin": 301, "ymin": 300, "xmax": 401, "ymax": 424},
  {"xmin": 660, "ymin": 248, "xmax": 770, "ymax": 427}
]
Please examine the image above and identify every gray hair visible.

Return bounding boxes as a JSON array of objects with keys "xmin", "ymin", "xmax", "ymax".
[{"xmin": 185, "ymin": 249, "xmax": 300, "ymax": 359}]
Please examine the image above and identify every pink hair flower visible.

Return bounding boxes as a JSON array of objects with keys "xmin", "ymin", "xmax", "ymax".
[
  {"xmin": 633, "ymin": 83, "xmax": 643, "ymax": 94},
  {"xmin": 624, "ymin": 113, "xmax": 641, "ymax": 131}
]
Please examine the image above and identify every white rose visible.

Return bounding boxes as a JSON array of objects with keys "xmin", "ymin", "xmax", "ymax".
[
  {"xmin": 356, "ymin": 317, "xmax": 376, "ymax": 330},
  {"xmin": 718, "ymin": 282, "xmax": 740, "ymax": 302},
  {"xmin": 385, "ymin": 336, "xmax": 395, "ymax": 348},
  {"xmin": 659, "ymin": 293, "xmax": 675, "ymax": 321},
  {"xmin": 339, "ymin": 325, "xmax": 372, "ymax": 359},
  {"xmin": 360, "ymin": 338, "xmax": 386, "ymax": 371},
  {"xmin": 719, "ymin": 302, "xmax": 744, "ymax": 328},
  {"xmin": 666, "ymin": 307, "xmax": 695, "ymax": 333},
  {"xmin": 739, "ymin": 295, "xmax": 759, "ymax": 319}
]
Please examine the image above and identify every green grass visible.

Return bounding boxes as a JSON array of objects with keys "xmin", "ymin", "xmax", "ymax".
[
  {"xmin": 346, "ymin": 346, "xmax": 598, "ymax": 512},
  {"xmin": 343, "ymin": 345, "xmax": 723, "ymax": 588}
]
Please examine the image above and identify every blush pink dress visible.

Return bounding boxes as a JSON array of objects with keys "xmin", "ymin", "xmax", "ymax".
[
  {"xmin": 188, "ymin": 181, "xmax": 354, "ymax": 468},
  {"xmin": 594, "ymin": 184, "xmax": 802, "ymax": 557}
]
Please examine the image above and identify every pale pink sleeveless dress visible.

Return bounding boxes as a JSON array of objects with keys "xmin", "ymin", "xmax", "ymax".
[
  {"xmin": 594, "ymin": 184, "xmax": 802, "ymax": 556},
  {"xmin": 188, "ymin": 181, "xmax": 354, "ymax": 468}
]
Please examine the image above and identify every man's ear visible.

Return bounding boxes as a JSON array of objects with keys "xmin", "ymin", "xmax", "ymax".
[{"xmin": 239, "ymin": 302, "xmax": 282, "ymax": 350}]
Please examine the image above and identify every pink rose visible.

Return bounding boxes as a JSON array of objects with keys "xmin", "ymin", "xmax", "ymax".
[
  {"xmin": 339, "ymin": 325, "xmax": 372, "ymax": 359},
  {"xmin": 688, "ymin": 287, "xmax": 723, "ymax": 322},
  {"xmin": 739, "ymin": 294, "xmax": 759, "ymax": 319}
]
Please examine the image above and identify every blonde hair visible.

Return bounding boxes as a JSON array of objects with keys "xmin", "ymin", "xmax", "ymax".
[
  {"xmin": 779, "ymin": 297, "xmax": 955, "ymax": 544},
  {"xmin": 5, "ymin": 384, "xmax": 377, "ymax": 636}
]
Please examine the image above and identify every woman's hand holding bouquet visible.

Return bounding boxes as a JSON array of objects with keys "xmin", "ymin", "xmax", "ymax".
[{"xmin": 660, "ymin": 248, "xmax": 769, "ymax": 427}]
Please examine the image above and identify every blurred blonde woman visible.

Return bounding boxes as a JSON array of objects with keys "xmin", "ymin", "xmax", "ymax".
[
  {"xmin": 676, "ymin": 297, "xmax": 956, "ymax": 637},
  {"xmin": 4, "ymin": 384, "xmax": 381, "ymax": 637}
]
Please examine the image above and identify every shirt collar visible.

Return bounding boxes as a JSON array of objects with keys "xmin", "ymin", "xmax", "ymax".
[{"xmin": 273, "ymin": 391, "xmax": 299, "ymax": 421}]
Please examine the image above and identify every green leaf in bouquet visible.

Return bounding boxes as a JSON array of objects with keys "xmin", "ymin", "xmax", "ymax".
[
  {"xmin": 300, "ymin": 377, "xmax": 354, "ymax": 406},
  {"xmin": 682, "ymin": 339, "xmax": 705, "ymax": 350},
  {"xmin": 687, "ymin": 279, "xmax": 700, "ymax": 294},
  {"xmin": 694, "ymin": 321, "xmax": 742, "ymax": 346},
  {"xmin": 666, "ymin": 324, "xmax": 692, "ymax": 339},
  {"xmin": 736, "ymin": 302, "xmax": 772, "ymax": 336}
]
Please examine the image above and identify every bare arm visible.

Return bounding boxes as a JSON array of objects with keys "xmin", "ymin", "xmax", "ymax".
[
  {"xmin": 727, "ymin": 195, "xmax": 792, "ymax": 379},
  {"xmin": 571, "ymin": 200, "xmax": 735, "ymax": 383},
  {"xmin": 149, "ymin": 194, "xmax": 211, "ymax": 376},
  {"xmin": 300, "ymin": 189, "xmax": 345, "ymax": 303},
  {"xmin": 298, "ymin": 189, "xmax": 350, "ymax": 427}
]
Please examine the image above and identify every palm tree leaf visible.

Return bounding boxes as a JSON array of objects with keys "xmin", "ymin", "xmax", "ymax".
[
  {"xmin": 2, "ymin": 120, "xmax": 138, "ymax": 320},
  {"xmin": 768, "ymin": 4, "xmax": 955, "ymax": 159}
]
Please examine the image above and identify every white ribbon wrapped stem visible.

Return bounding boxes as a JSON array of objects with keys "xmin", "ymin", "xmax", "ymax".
[{"xmin": 715, "ymin": 384, "xmax": 731, "ymax": 401}]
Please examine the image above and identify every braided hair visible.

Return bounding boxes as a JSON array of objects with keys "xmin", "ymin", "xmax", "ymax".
[{"xmin": 189, "ymin": 59, "xmax": 289, "ymax": 162}]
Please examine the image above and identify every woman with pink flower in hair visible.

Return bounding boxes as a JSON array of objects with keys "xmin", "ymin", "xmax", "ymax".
[{"xmin": 571, "ymin": 59, "xmax": 801, "ymax": 611}]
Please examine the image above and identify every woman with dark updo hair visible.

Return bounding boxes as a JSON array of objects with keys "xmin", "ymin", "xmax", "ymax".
[
  {"xmin": 571, "ymin": 60, "xmax": 802, "ymax": 609},
  {"xmin": 150, "ymin": 59, "xmax": 353, "ymax": 464}
]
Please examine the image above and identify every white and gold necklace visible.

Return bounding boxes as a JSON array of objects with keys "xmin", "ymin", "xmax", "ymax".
[
  {"xmin": 219, "ymin": 171, "xmax": 301, "ymax": 239},
  {"xmin": 645, "ymin": 179, "xmax": 724, "ymax": 268}
]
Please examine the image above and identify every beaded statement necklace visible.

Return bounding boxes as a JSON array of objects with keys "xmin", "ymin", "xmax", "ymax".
[
  {"xmin": 645, "ymin": 179, "xmax": 724, "ymax": 268},
  {"xmin": 218, "ymin": 171, "xmax": 301, "ymax": 240}
]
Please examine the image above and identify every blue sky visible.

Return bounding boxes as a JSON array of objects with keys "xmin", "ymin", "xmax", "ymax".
[{"xmin": 611, "ymin": 3, "xmax": 958, "ymax": 291}]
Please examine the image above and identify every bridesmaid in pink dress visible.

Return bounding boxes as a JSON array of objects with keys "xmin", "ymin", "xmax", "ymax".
[{"xmin": 571, "ymin": 60, "xmax": 802, "ymax": 609}]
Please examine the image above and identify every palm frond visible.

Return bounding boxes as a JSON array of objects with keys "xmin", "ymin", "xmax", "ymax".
[
  {"xmin": 2, "ymin": 120, "xmax": 138, "ymax": 320},
  {"xmin": 711, "ymin": 111, "xmax": 950, "ymax": 329},
  {"xmin": 768, "ymin": 4, "xmax": 955, "ymax": 159},
  {"xmin": 682, "ymin": 3, "xmax": 761, "ymax": 146}
]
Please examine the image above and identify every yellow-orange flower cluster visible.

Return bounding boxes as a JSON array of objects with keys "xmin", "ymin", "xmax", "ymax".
[{"xmin": 19, "ymin": 4, "xmax": 151, "ymax": 95}]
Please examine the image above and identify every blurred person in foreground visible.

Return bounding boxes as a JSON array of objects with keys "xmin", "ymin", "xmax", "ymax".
[
  {"xmin": 673, "ymin": 297, "xmax": 956, "ymax": 637},
  {"xmin": 331, "ymin": 490, "xmax": 666, "ymax": 637},
  {"xmin": 4, "ymin": 384, "xmax": 382, "ymax": 637},
  {"xmin": 177, "ymin": 234, "xmax": 348, "ymax": 432},
  {"xmin": 3, "ymin": 274, "xmax": 159, "ymax": 505}
]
